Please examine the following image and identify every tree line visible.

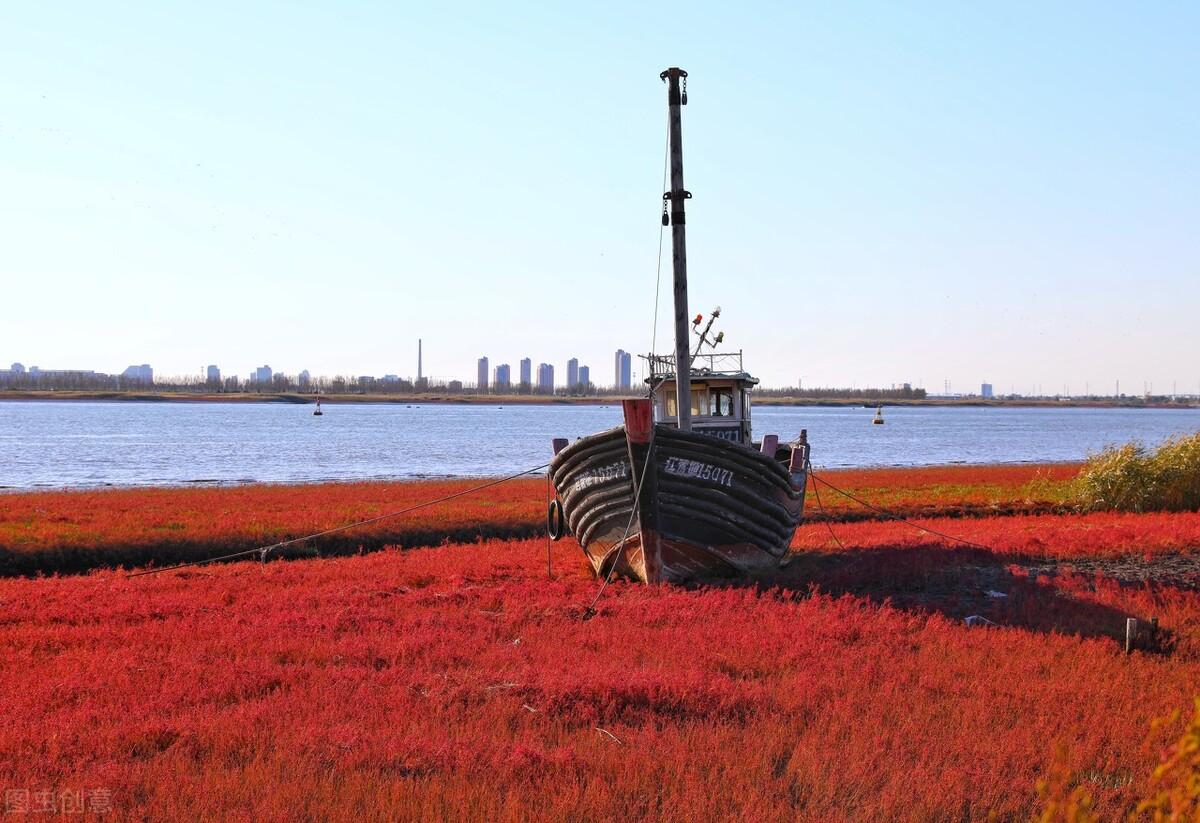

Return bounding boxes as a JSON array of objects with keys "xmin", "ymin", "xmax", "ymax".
[{"xmin": 755, "ymin": 385, "xmax": 928, "ymax": 400}]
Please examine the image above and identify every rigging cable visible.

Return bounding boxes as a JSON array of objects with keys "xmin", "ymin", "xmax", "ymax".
[
  {"xmin": 581, "ymin": 111, "xmax": 669, "ymax": 617},
  {"xmin": 128, "ymin": 463, "xmax": 551, "ymax": 578},
  {"xmin": 649, "ymin": 108, "xmax": 670, "ymax": 355}
]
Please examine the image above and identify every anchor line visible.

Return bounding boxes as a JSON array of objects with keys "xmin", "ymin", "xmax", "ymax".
[{"xmin": 127, "ymin": 463, "xmax": 551, "ymax": 578}]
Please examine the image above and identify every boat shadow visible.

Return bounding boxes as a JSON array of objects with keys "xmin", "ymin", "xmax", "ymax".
[{"xmin": 721, "ymin": 545, "xmax": 1176, "ymax": 650}]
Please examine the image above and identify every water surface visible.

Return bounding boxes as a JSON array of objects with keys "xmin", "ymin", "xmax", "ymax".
[{"xmin": 2, "ymin": 401, "xmax": 1198, "ymax": 489}]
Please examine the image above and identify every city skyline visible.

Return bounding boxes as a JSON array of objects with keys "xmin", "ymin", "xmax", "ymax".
[
  {"xmin": 8, "ymin": 333, "xmax": 1198, "ymax": 397},
  {"xmin": 8, "ymin": 333, "xmax": 1197, "ymax": 396},
  {"xmin": 5, "ymin": 355, "xmax": 1199, "ymax": 399}
]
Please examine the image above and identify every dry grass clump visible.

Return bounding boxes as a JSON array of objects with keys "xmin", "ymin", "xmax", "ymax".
[
  {"xmin": 1073, "ymin": 433, "xmax": 1200, "ymax": 513},
  {"xmin": 1133, "ymin": 697, "xmax": 1200, "ymax": 821}
]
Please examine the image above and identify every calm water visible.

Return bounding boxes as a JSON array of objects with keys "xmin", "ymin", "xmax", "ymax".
[{"xmin": 2, "ymin": 401, "xmax": 1199, "ymax": 490}]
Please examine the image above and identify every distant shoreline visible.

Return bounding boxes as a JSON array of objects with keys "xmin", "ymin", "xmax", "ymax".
[{"xmin": 1, "ymin": 389, "xmax": 1195, "ymax": 409}]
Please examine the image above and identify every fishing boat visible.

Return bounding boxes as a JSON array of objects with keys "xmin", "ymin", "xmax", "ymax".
[{"xmin": 547, "ymin": 68, "xmax": 810, "ymax": 584}]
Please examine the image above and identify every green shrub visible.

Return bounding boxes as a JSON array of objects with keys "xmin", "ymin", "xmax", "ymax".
[{"xmin": 1073, "ymin": 432, "xmax": 1200, "ymax": 512}]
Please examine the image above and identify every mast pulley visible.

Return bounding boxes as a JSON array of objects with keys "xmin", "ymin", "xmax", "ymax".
[
  {"xmin": 659, "ymin": 68, "xmax": 688, "ymax": 105},
  {"xmin": 661, "ymin": 190, "xmax": 692, "ymax": 226}
]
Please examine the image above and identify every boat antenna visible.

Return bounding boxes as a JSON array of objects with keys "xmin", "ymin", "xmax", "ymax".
[
  {"xmin": 691, "ymin": 305, "xmax": 723, "ymax": 360},
  {"xmin": 661, "ymin": 66, "xmax": 692, "ymax": 432}
]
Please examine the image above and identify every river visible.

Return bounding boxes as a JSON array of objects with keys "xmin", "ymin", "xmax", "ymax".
[{"xmin": 2, "ymin": 401, "xmax": 1198, "ymax": 489}]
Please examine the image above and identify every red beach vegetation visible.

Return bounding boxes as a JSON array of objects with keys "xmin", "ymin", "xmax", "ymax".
[
  {"xmin": 2, "ymin": 461, "xmax": 1198, "ymax": 819},
  {"xmin": 0, "ymin": 464, "xmax": 1078, "ymax": 575},
  {"xmin": 2, "ymin": 533, "xmax": 1199, "ymax": 819}
]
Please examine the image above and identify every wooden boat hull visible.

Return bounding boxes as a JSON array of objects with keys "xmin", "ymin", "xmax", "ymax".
[{"xmin": 550, "ymin": 400, "xmax": 808, "ymax": 583}]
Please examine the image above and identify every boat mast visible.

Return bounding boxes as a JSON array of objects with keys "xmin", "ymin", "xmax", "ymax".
[{"xmin": 661, "ymin": 67, "xmax": 692, "ymax": 432}]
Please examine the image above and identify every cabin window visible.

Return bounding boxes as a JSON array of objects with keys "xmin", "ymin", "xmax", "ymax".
[
  {"xmin": 708, "ymin": 388, "xmax": 734, "ymax": 417},
  {"xmin": 663, "ymin": 388, "xmax": 708, "ymax": 419}
]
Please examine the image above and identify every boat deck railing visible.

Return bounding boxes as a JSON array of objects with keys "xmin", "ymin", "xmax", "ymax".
[{"xmin": 645, "ymin": 351, "xmax": 746, "ymax": 379}]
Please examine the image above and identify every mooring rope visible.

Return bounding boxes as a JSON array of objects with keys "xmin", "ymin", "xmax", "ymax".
[
  {"xmin": 582, "ymin": 422, "xmax": 658, "ymax": 619},
  {"xmin": 807, "ymin": 470, "xmax": 846, "ymax": 552},
  {"xmin": 127, "ymin": 463, "xmax": 551, "ymax": 578},
  {"xmin": 808, "ymin": 470, "xmax": 994, "ymax": 552},
  {"xmin": 580, "ymin": 379, "xmax": 669, "ymax": 618}
]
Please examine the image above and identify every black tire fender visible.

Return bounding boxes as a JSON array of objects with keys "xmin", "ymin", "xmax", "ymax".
[{"xmin": 547, "ymin": 498, "xmax": 566, "ymax": 541}]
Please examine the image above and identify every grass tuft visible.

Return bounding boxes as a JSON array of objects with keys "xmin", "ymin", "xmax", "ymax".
[{"xmin": 1073, "ymin": 432, "xmax": 1200, "ymax": 513}]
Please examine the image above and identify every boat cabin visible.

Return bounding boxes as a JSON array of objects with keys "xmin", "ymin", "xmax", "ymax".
[{"xmin": 645, "ymin": 352, "xmax": 757, "ymax": 445}]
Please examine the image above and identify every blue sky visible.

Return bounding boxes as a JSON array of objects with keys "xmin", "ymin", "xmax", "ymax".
[{"xmin": 2, "ymin": 2, "xmax": 1196, "ymax": 392}]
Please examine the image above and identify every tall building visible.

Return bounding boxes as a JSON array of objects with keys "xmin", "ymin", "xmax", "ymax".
[
  {"xmin": 494, "ymin": 363, "xmax": 511, "ymax": 390},
  {"xmin": 981, "ymin": 382, "xmax": 994, "ymax": 399},
  {"xmin": 537, "ymin": 362, "xmax": 554, "ymax": 394},
  {"xmin": 567, "ymin": 358, "xmax": 579, "ymax": 388},
  {"xmin": 418, "ymin": 339, "xmax": 423, "ymax": 381},
  {"xmin": 519, "ymin": 358, "xmax": 532, "ymax": 386},
  {"xmin": 253, "ymin": 365, "xmax": 272, "ymax": 384},
  {"xmin": 578, "ymin": 365, "xmax": 590, "ymax": 388},
  {"xmin": 298, "ymin": 369, "xmax": 311, "ymax": 390},
  {"xmin": 206, "ymin": 365, "xmax": 221, "ymax": 384},
  {"xmin": 614, "ymin": 349, "xmax": 632, "ymax": 390},
  {"xmin": 122, "ymin": 364, "xmax": 153, "ymax": 384},
  {"xmin": 477, "ymin": 357, "xmax": 489, "ymax": 392}
]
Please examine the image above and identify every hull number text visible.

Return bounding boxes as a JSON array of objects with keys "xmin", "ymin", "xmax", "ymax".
[
  {"xmin": 662, "ymin": 456, "xmax": 734, "ymax": 488},
  {"xmin": 571, "ymin": 461, "xmax": 630, "ymax": 495}
]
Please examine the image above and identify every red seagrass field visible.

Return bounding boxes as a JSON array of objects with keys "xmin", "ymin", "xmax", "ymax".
[{"xmin": 3, "ymin": 464, "xmax": 1200, "ymax": 821}]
